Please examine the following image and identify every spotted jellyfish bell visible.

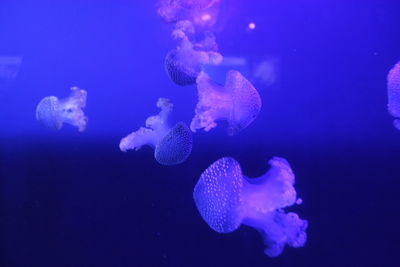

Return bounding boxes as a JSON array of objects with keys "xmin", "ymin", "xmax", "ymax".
[
  {"xmin": 119, "ymin": 98, "xmax": 193, "ymax": 166},
  {"xmin": 193, "ymin": 157, "xmax": 308, "ymax": 257},
  {"xmin": 190, "ymin": 70, "xmax": 262, "ymax": 136},
  {"xmin": 165, "ymin": 21, "xmax": 223, "ymax": 86},
  {"xmin": 35, "ymin": 86, "xmax": 88, "ymax": 132},
  {"xmin": 388, "ymin": 61, "xmax": 400, "ymax": 130}
]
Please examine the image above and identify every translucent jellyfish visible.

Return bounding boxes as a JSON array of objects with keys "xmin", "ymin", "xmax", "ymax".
[
  {"xmin": 193, "ymin": 157, "xmax": 308, "ymax": 257},
  {"xmin": 191, "ymin": 70, "xmax": 262, "ymax": 135},
  {"xmin": 35, "ymin": 87, "xmax": 88, "ymax": 132},
  {"xmin": 388, "ymin": 61, "xmax": 400, "ymax": 130},
  {"xmin": 157, "ymin": 0, "xmax": 221, "ymax": 27},
  {"xmin": 0, "ymin": 56, "xmax": 23, "ymax": 87},
  {"xmin": 119, "ymin": 98, "xmax": 193, "ymax": 166},
  {"xmin": 165, "ymin": 21, "xmax": 223, "ymax": 86}
]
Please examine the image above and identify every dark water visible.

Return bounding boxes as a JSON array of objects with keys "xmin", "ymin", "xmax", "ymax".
[{"xmin": 1, "ymin": 1, "xmax": 400, "ymax": 266}]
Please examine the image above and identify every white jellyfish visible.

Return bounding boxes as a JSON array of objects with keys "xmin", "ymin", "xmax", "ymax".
[
  {"xmin": 165, "ymin": 21, "xmax": 223, "ymax": 86},
  {"xmin": 190, "ymin": 70, "xmax": 262, "ymax": 135},
  {"xmin": 388, "ymin": 61, "xmax": 400, "ymax": 130},
  {"xmin": 119, "ymin": 98, "xmax": 193, "ymax": 166},
  {"xmin": 193, "ymin": 157, "xmax": 308, "ymax": 257},
  {"xmin": 157, "ymin": 0, "xmax": 221, "ymax": 27},
  {"xmin": 36, "ymin": 87, "xmax": 88, "ymax": 132}
]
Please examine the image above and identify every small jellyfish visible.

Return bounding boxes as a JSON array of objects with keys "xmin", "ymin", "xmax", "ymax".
[
  {"xmin": 0, "ymin": 55, "xmax": 23, "ymax": 87},
  {"xmin": 190, "ymin": 70, "xmax": 262, "ymax": 135},
  {"xmin": 165, "ymin": 21, "xmax": 223, "ymax": 86},
  {"xmin": 35, "ymin": 87, "xmax": 88, "ymax": 132},
  {"xmin": 388, "ymin": 61, "xmax": 400, "ymax": 130},
  {"xmin": 193, "ymin": 157, "xmax": 308, "ymax": 257},
  {"xmin": 119, "ymin": 98, "xmax": 192, "ymax": 166}
]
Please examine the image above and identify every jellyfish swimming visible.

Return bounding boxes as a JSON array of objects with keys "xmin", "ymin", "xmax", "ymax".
[
  {"xmin": 190, "ymin": 70, "xmax": 262, "ymax": 135},
  {"xmin": 35, "ymin": 86, "xmax": 88, "ymax": 132},
  {"xmin": 119, "ymin": 98, "xmax": 193, "ymax": 166},
  {"xmin": 388, "ymin": 61, "xmax": 400, "ymax": 130},
  {"xmin": 165, "ymin": 21, "xmax": 223, "ymax": 86},
  {"xmin": 157, "ymin": 0, "xmax": 221, "ymax": 27},
  {"xmin": 193, "ymin": 157, "xmax": 308, "ymax": 257}
]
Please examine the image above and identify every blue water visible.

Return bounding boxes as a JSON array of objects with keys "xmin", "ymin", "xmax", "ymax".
[{"xmin": 1, "ymin": 1, "xmax": 400, "ymax": 266}]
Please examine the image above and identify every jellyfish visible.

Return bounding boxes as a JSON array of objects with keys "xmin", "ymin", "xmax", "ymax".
[
  {"xmin": 190, "ymin": 70, "xmax": 261, "ymax": 135},
  {"xmin": 119, "ymin": 98, "xmax": 193, "ymax": 165},
  {"xmin": 35, "ymin": 87, "xmax": 88, "ymax": 132},
  {"xmin": 0, "ymin": 56, "xmax": 23, "ymax": 87},
  {"xmin": 388, "ymin": 61, "xmax": 400, "ymax": 130},
  {"xmin": 165, "ymin": 21, "xmax": 223, "ymax": 86},
  {"xmin": 193, "ymin": 157, "xmax": 308, "ymax": 257},
  {"xmin": 157, "ymin": 0, "xmax": 221, "ymax": 27}
]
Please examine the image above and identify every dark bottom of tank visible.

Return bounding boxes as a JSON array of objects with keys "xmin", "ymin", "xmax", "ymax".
[{"xmin": 1, "ymin": 136, "xmax": 398, "ymax": 267}]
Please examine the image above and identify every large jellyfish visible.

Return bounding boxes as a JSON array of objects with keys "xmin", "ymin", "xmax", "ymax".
[
  {"xmin": 165, "ymin": 20, "xmax": 223, "ymax": 86},
  {"xmin": 388, "ymin": 61, "xmax": 400, "ymax": 130},
  {"xmin": 119, "ymin": 98, "xmax": 193, "ymax": 165},
  {"xmin": 193, "ymin": 157, "xmax": 308, "ymax": 257},
  {"xmin": 157, "ymin": 0, "xmax": 221, "ymax": 27},
  {"xmin": 35, "ymin": 87, "xmax": 88, "ymax": 132},
  {"xmin": 190, "ymin": 70, "xmax": 262, "ymax": 135}
]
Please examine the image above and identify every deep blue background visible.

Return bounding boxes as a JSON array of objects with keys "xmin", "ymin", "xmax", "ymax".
[{"xmin": 1, "ymin": 0, "xmax": 400, "ymax": 266}]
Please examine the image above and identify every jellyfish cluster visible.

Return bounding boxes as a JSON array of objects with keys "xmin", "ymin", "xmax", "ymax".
[{"xmin": 35, "ymin": 0, "xmax": 308, "ymax": 258}]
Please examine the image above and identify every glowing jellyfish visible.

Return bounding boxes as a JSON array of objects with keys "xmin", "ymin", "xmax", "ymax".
[
  {"xmin": 388, "ymin": 61, "xmax": 400, "ymax": 130},
  {"xmin": 157, "ymin": 0, "xmax": 221, "ymax": 27},
  {"xmin": 119, "ymin": 98, "xmax": 192, "ymax": 166},
  {"xmin": 36, "ymin": 87, "xmax": 88, "ymax": 132},
  {"xmin": 190, "ymin": 70, "xmax": 261, "ymax": 135},
  {"xmin": 193, "ymin": 157, "xmax": 308, "ymax": 257},
  {"xmin": 165, "ymin": 21, "xmax": 223, "ymax": 86}
]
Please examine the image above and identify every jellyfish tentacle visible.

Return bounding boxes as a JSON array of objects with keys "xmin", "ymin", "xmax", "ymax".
[{"xmin": 58, "ymin": 87, "xmax": 88, "ymax": 132}]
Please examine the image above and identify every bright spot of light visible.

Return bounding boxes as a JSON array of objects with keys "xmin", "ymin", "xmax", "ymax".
[
  {"xmin": 201, "ymin": 13, "xmax": 212, "ymax": 21},
  {"xmin": 248, "ymin": 22, "xmax": 256, "ymax": 30}
]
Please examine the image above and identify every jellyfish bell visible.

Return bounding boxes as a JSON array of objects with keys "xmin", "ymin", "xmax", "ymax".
[
  {"xmin": 35, "ymin": 87, "xmax": 88, "ymax": 132},
  {"xmin": 176, "ymin": 0, "xmax": 219, "ymax": 10},
  {"xmin": 36, "ymin": 96, "xmax": 63, "ymax": 130},
  {"xmin": 193, "ymin": 157, "xmax": 308, "ymax": 257},
  {"xmin": 165, "ymin": 23, "xmax": 223, "ymax": 86},
  {"xmin": 387, "ymin": 61, "xmax": 400, "ymax": 130},
  {"xmin": 119, "ymin": 98, "xmax": 193, "ymax": 166},
  {"xmin": 190, "ymin": 70, "xmax": 261, "ymax": 135},
  {"xmin": 155, "ymin": 122, "xmax": 193, "ymax": 165}
]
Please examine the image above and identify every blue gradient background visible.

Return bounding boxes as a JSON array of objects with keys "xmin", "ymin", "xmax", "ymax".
[{"xmin": 1, "ymin": 1, "xmax": 400, "ymax": 266}]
